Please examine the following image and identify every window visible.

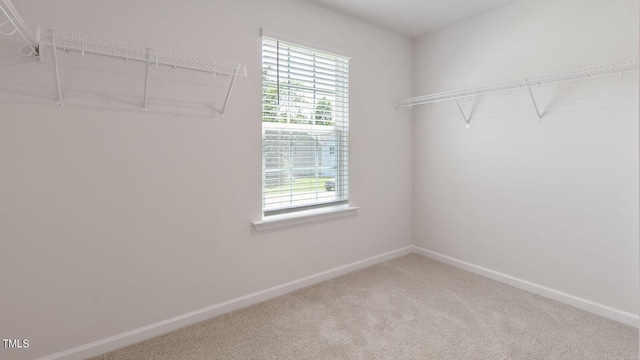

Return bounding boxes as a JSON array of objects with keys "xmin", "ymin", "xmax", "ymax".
[{"xmin": 261, "ymin": 33, "xmax": 349, "ymax": 217}]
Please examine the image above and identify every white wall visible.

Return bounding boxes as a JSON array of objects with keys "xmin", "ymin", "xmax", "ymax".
[
  {"xmin": 413, "ymin": 0, "xmax": 639, "ymax": 317},
  {"xmin": 0, "ymin": 1, "xmax": 413, "ymax": 359}
]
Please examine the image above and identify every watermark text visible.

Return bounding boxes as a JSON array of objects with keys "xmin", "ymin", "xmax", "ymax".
[{"xmin": 2, "ymin": 339, "xmax": 29, "ymax": 349}]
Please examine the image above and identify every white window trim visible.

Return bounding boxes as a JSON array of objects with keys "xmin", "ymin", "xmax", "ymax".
[
  {"xmin": 261, "ymin": 28, "xmax": 351, "ymax": 59},
  {"xmin": 260, "ymin": 28, "xmax": 351, "ymax": 222},
  {"xmin": 252, "ymin": 204, "xmax": 359, "ymax": 232}
]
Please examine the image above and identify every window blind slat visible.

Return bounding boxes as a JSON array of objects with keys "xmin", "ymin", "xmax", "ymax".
[{"xmin": 261, "ymin": 36, "xmax": 349, "ymax": 216}]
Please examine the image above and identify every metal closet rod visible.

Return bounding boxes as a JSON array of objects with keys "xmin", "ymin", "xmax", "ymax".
[
  {"xmin": 397, "ymin": 58, "xmax": 639, "ymax": 109},
  {"xmin": 0, "ymin": 0, "xmax": 37, "ymax": 56}
]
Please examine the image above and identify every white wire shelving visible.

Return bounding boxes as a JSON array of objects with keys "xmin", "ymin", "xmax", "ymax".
[
  {"xmin": 397, "ymin": 58, "xmax": 639, "ymax": 126},
  {"xmin": 0, "ymin": 0, "xmax": 37, "ymax": 56},
  {"xmin": 36, "ymin": 27, "xmax": 247, "ymax": 115},
  {"xmin": 0, "ymin": 0, "xmax": 248, "ymax": 117}
]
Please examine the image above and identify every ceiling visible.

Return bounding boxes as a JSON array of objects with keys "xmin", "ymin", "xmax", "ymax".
[{"xmin": 306, "ymin": 0, "xmax": 519, "ymax": 38}]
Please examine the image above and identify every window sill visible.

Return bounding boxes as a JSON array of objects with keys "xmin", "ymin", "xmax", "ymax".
[{"xmin": 252, "ymin": 205, "xmax": 359, "ymax": 232}]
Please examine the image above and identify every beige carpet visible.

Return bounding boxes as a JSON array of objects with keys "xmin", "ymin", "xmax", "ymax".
[{"xmin": 89, "ymin": 254, "xmax": 638, "ymax": 360}]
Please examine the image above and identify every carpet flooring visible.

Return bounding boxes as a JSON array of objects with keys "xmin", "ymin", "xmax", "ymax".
[{"xmin": 88, "ymin": 254, "xmax": 638, "ymax": 360}]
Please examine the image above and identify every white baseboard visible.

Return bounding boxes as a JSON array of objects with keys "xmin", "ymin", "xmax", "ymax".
[
  {"xmin": 38, "ymin": 244, "xmax": 639, "ymax": 359},
  {"xmin": 412, "ymin": 245, "xmax": 639, "ymax": 328},
  {"xmin": 37, "ymin": 246, "xmax": 414, "ymax": 360}
]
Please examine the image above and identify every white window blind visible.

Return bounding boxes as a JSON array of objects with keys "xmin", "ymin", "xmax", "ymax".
[{"xmin": 261, "ymin": 35, "xmax": 349, "ymax": 217}]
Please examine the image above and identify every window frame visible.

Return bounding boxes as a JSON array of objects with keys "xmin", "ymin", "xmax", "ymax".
[{"xmin": 260, "ymin": 29, "xmax": 351, "ymax": 219}]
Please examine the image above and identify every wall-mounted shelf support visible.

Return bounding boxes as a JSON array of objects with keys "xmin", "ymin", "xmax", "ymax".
[
  {"xmin": 142, "ymin": 48, "xmax": 152, "ymax": 114},
  {"xmin": 451, "ymin": 93, "xmax": 471, "ymax": 128},
  {"xmin": 525, "ymin": 79, "xmax": 542, "ymax": 121},
  {"xmin": 35, "ymin": 27, "xmax": 247, "ymax": 116},
  {"xmin": 397, "ymin": 58, "xmax": 639, "ymax": 123},
  {"xmin": 50, "ymin": 30, "xmax": 64, "ymax": 108}
]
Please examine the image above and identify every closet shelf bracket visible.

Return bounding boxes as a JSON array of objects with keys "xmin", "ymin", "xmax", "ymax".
[
  {"xmin": 451, "ymin": 92, "xmax": 471, "ymax": 128},
  {"xmin": 525, "ymin": 79, "xmax": 542, "ymax": 121},
  {"xmin": 49, "ymin": 29, "xmax": 64, "ymax": 108},
  {"xmin": 142, "ymin": 48, "xmax": 152, "ymax": 114}
]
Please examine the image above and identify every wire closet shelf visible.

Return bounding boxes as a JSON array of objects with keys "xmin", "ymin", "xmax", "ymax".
[
  {"xmin": 0, "ymin": 0, "xmax": 37, "ymax": 56},
  {"xmin": 397, "ymin": 58, "xmax": 639, "ymax": 109},
  {"xmin": 37, "ymin": 27, "xmax": 247, "ymax": 77},
  {"xmin": 36, "ymin": 26, "xmax": 248, "ymax": 115}
]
